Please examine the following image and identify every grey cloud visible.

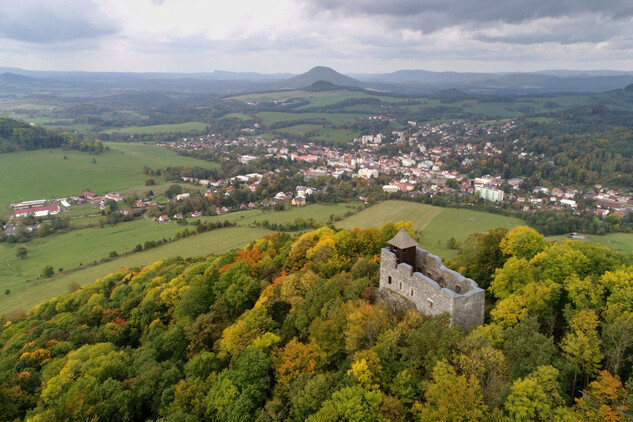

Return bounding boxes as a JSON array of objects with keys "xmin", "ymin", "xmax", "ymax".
[
  {"xmin": 475, "ymin": 17, "xmax": 627, "ymax": 45},
  {"xmin": 306, "ymin": 0, "xmax": 633, "ymax": 33},
  {"xmin": 0, "ymin": 0, "xmax": 118, "ymax": 43}
]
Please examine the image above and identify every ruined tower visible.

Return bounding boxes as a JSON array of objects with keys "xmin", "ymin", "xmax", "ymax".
[{"xmin": 379, "ymin": 228, "xmax": 485, "ymax": 330}]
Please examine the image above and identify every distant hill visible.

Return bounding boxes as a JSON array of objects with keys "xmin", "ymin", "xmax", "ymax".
[
  {"xmin": 2, "ymin": 66, "xmax": 633, "ymax": 96},
  {"xmin": 302, "ymin": 80, "xmax": 363, "ymax": 92},
  {"xmin": 275, "ymin": 66, "xmax": 365, "ymax": 90},
  {"xmin": 0, "ymin": 72, "xmax": 33, "ymax": 83}
]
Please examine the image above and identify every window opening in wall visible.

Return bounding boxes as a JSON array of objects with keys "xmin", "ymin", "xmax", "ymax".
[
  {"xmin": 399, "ymin": 282, "xmax": 402, "ymax": 290},
  {"xmin": 410, "ymin": 288, "xmax": 414, "ymax": 297},
  {"xmin": 455, "ymin": 285, "xmax": 461, "ymax": 294},
  {"xmin": 428, "ymin": 299, "xmax": 433, "ymax": 309}
]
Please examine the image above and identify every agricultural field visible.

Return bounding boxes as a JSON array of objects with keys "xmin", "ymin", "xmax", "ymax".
[
  {"xmin": 0, "ymin": 142, "xmax": 219, "ymax": 211},
  {"xmin": 0, "ymin": 219, "xmax": 185, "ymax": 291},
  {"xmin": 256, "ymin": 111, "xmax": 364, "ymax": 126},
  {"xmin": 336, "ymin": 200, "xmax": 523, "ymax": 258},
  {"xmin": 102, "ymin": 122, "xmax": 209, "ymax": 134},
  {"xmin": 230, "ymin": 89, "xmax": 403, "ymax": 108},
  {"xmin": 274, "ymin": 124, "xmax": 360, "ymax": 143},
  {"xmin": 221, "ymin": 112, "xmax": 252, "ymax": 120},
  {"xmin": 197, "ymin": 202, "xmax": 358, "ymax": 227},
  {"xmin": 0, "ymin": 202, "xmax": 357, "ymax": 313}
]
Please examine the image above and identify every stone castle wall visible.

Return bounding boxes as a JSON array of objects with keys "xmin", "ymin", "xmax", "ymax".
[{"xmin": 379, "ymin": 247, "xmax": 485, "ymax": 330}]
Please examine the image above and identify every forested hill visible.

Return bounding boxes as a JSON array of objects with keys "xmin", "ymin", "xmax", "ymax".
[
  {"xmin": 0, "ymin": 117, "xmax": 102, "ymax": 153},
  {"xmin": 2, "ymin": 223, "xmax": 633, "ymax": 421}
]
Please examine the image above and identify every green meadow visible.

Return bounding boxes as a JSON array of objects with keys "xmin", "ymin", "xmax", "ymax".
[
  {"xmin": 230, "ymin": 90, "xmax": 403, "ymax": 108},
  {"xmin": 197, "ymin": 202, "xmax": 358, "ymax": 227},
  {"xmin": 0, "ymin": 203, "xmax": 357, "ymax": 314},
  {"xmin": 221, "ymin": 113, "xmax": 252, "ymax": 120},
  {"xmin": 0, "ymin": 219, "xmax": 185, "ymax": 290},
  {"xmin": 256, "ymin": 111, "xmax": 364, "ymax": 126},
  {"xmin": 336, "ymin": 200, "xmax": 524, "ymax": 258},
  {"xmin": 0, "ymin": 142, "xmax": 219, "ymax": 209},
  {"xmin": 275, "ymin": 124, "xmax": 360, "ymax": 143},
  {"xmin": 102, "ymin": 122, "xmax": 209, "ymax": 134},
  {"xmin": 547, "ymin": 232, "xmax": 633, "ymax": 254}
]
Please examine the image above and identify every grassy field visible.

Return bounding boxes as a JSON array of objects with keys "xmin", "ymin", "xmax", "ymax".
[
  {"xmin": 230, "ymin": 90, "xmax": 403, "ymax": 108},
  {"xmin": 309, "ymin": 128, "xmax": 361, "ymax": 144},
  {"xmin": 336, "ymin": 201, "xmax": 523, "ymax": 258},
  {"xmin": 102, "ymin": 122, "xmax": 209, "ymax": 135},
  {"xmin": 273, "ymin": 124, "xmax": 360, "ymax": 144},
  {"xmin": 278, "ymin": 124, "xmax": 323, "ymax": 135},
  {"xmin": 0, "ymin": 226, "xmax": 271, "ymax": 313},
  {"xmin": 547, "ymin": 232, "xmax": 633, "ymax": 254},
  {"xmin": 0, "ymin": 202, "xmax": 357, "ymax": 313},
  {"xmin": 256, "ymin": 112, "xmax": 364, "ymax": 126},
  {"xmin": 0, "ymin": 219, "xmax": 186, "ymax": 292},
  {"xmin": 0, "ymin": 142, "xmax": 219, "ymax": 208},
  {"xmin": 221, "ymin": 113, "xmax": 252, "ymax": 120},
  {"xmin": 197, "ymin": 202, "xmax": 358, "ymax": 227}
]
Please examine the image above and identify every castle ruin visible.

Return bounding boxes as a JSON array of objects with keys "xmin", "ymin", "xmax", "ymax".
[{"xmin": 379, "ymin": 228, "xmax": 485, "ymax": 330}]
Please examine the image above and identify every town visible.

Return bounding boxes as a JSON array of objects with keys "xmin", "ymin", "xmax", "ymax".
[{"xmin": 5, "ymin": 117, "xmax": 632, "ymax": 243}]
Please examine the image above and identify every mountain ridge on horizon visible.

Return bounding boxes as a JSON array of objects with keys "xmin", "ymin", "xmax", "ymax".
[{"xmin": 2, "ymin": 65, "xmax": 633, "ymax": 96}]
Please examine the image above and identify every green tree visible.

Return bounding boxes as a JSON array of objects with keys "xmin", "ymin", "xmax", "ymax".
[
  {"xmin": 504, "ymin": 365, "xmax": 565, "ymax": 421},
  {"xmin": 457, "ymin": 227, "xmax": 509, "ymax": 290},
  {"xmin": 310, "ymin": 386, "xmax": 382, "ymax": 422},
  {"xmin": 414, "ymin": 360, "xmax": 487, "ymax": 422},
  {"xmin": 561, "ymin": 309, "xmax": 603, "ymax": 384},
  {"xmin": 16, "ymin": 246, "xmax": 27, "ymax": 259},
  {"xmin": 500, "ymin": 226, "xmax": 547, "ymax": 260},
  {"xmin": 490, "ymin": 257, "xmax": 534, "ymax": 300},
  {"xmin": 41, "ymin": 264, "xmax": 54, "ymax": 278},
  {"xmin": 37, "ymin": 223, "xmax": 52, "ymax": 237}
]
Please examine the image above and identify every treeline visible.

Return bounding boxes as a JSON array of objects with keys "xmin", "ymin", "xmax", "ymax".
[
  {"xmin": 0, "ymin": 117, "xmax": 104, "ymax": 153},
  {"xmin": 0, "ymin": 117, "xmax": 67, "ymax": 153}
]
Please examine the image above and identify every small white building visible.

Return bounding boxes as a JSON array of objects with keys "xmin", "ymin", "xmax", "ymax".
[{"xmin": 383, "ymin": 185, "xmax": 400, "ymax": 193}]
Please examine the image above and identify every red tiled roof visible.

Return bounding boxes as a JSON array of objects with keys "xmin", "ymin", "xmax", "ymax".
[{"xmin": 14, "ymin": 205, "xmax": 60, "ymax": 216}]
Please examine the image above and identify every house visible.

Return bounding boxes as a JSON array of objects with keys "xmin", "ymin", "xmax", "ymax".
[
  {"xmin": 105, "ymin": 193, "xmax": 123, "ymax": 202},
  {"xmin": 274, "ymin": 192, "xmax": 292, "ymax": 201},
  {"xmin": 14, "ymin": 205, "xmax": 61, "ymax": 218},
  {"xmin": 158, "ymin": 215, "xmax": 169, "ymax": 222},
  {"xmin": 292, "ymin": 196, "xmax": 306, "ymax": 206}
]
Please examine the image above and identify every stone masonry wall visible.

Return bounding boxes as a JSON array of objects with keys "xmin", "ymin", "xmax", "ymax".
[{"xmin": 380, "ymin": 247, "xmax": 485, "ymax": 330}]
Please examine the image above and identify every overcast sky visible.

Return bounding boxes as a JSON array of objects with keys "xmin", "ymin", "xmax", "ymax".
[{"xmin": 1, "ymin": 0, "xmax": 633, "ymax": 74}]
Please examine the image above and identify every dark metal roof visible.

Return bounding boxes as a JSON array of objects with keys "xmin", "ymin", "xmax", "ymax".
[{"xmin": 387, "ymin": 227, "xmax": 418, "ymax": 249}]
